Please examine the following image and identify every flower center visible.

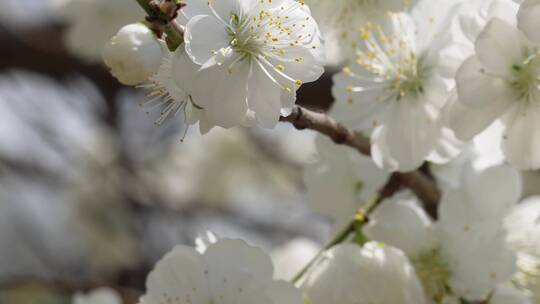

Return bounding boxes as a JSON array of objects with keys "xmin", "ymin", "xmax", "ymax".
[
  {"xmin": 228, "ymin": 13, "xmax": 264, "ymax": 58},
  {"xmin": 509, "ymin": 53, "xmax": 540, "ymax": 103},
  {"xmin": 350, "ymin": 19, "xmax": 426, "ymax": 101},
  {"xmin": 515, "ymin": 253, "xmax": 540, "ymax": 298},
  {"xmin": 412, "ymin": 247, "xmax": 450, "ymax": 303},
  {"xmin": 388, "ymin": 54, "xmax": 426, "ymax": 99}
]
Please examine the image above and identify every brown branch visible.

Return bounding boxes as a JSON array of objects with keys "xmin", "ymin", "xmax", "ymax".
[
  {"xmin": 280, "ymin": 106, "xmax": 371, "ymax": 154},
  {"xmin": 280, "ymin": 106, "xmax": 441, "ymax": 214}
]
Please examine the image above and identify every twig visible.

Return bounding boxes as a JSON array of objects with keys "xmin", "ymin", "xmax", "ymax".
[
  {"xmin": 291, "ymin": 221, "xmax": 356, "ymax": 284},
  {"xmin": 280, "ymin": 106, "xmax": 441, "ymax": 213},
  {"xmin": 135, "ymin": 0, "xmax": 184, "ymax": 50},
  {"xmin": 280, "ymin": 106, "xmax": 370, "ymax": 155}
]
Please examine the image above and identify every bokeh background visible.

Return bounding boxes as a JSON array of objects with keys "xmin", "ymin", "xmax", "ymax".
[{"xmin": 0, "ymin": 1, "xmax": 337, "ymax": 303}]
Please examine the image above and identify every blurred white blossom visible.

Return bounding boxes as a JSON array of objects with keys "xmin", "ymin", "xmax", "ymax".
[
  {"xmin": 303, "ymin": 242, "xmax": 428, "ymax": 304},
  {"xmin": 330, "ymin": 0, "xmax": 462, "ymax": 172},
  {"xmin": 141, "ymin": 238, "xmax": 302, "ymax": 304},
  {"xmin": 303, "ymin": 135, "xmax": 390, "ymax": 230},
  {"xmin": 307, "ymin": 0, "xmax": 417, "ymax": 65},
  {"xmin": 56, "ymin": 0, "xmax": 145, "ymax": 62},
  {"xmin": 505, "ymin": 196, "xmax": 540, "ymax": 302},
  {"xmin": 447, "ymin": 0, "xmax": 540, "ymax": 169},
  {"xmin": 364, "ymin": 165, "xmax": 521, "ymax": 301}
]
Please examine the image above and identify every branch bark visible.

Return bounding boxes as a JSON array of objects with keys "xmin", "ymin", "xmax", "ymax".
[
  {"xmin": 280, "ymin": 106, "xmax": 371, "ymax": 155},
  {"xmin": 280, "ymin": 106, "xmax": 441, "ymax": 214}
]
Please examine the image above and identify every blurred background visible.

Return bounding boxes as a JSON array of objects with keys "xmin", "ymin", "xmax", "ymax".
[{"xmin": 0, "ymin": 1, "xmax": 337, "ymax": 303}]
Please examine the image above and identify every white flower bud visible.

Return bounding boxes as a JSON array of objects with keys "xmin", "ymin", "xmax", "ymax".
[{"xmin": 102, "ymin": 23, "xmax": 162, "ymax": 86}]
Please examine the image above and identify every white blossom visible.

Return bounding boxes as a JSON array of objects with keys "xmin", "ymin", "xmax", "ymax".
[
  {"xmin": 139, "ymin": 46, "xmax": 207, "ymax": 129},
  {"xmin": 363, "ymin": 164, "xmax": 521, "ymax": 301},
  {"xmin": 140, "ymin": 238, "xmax": 302, "ymax": 304},
  {"xmin": 447, "ymin": 0, "xmax": 540, "ymax": 169},
  {"xmin": 56, "ymin": 0, "xmax": 145, "ymax": 62},
  {"xmin": 456, "ymin": 0, "xmax": 518, "ymax": 47},
  {"xmin": 72, "ymin": 288, "xmax": 122, "ymax": 304},
  {"xmin": 135, "ymin": 126, "xmax": 303, "ymax": 209},
  {"xmin": 306, "ymin": 0, "xmax": 416, "ymax": 65},
  {"xmin": 302, "ymin": 242, "xmax": 428, "ymax": 304},
  {"xmin": 330, "ymin": 0, "xmax": 462, "ymax": 172},
  {"xmin": 505, "ymin": 196, "xmax": 540, "ymax": 302},
  {"xmin": 430, "ymin": 124, "xmax": 506, "ymax": 191},
  {"xmin": 103, "ymin": 23, "xmax": 163, "ymax": 86},
  {"xmin": 303, "ymin": 135, "xmax": 390, "ymax": 230},
  {"xmin": 178, "ymin": 0, "xmax": 325, "ymax": 131}
]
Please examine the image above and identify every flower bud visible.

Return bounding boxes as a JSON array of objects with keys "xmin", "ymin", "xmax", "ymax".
[{"xmin": 102, "ymin": 23, "xmax": 162, "ymax": 86}]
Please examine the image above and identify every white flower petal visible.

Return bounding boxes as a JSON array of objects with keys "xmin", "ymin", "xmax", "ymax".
[
  {"xmin": 303, "ymin": 243, "xmax": 428, "ymax": 304},
  {"xmin": 268, "ymin": 46, "xmax": 324, "ymax": 84},
  {"xmin": 462, "ymin": 164, "xmax": 522, "ymax": 218},
  {"xmin": 426, "ymin": 127, "xmax": 464, "ymax": 165},
  {"xmin": 141, "ymin": 246, "xmax": 211, "ymax": 304},
  {"xmin": 436, "ymin": 187, "xmax": 517, "ymax": 301},
  {"xmin": 384, "ymin": 98, "xmax": 442, "ymax": 172},
  {"xmin": 445, "ymin": 92, "xmax": 510, "ymax": 142},
  {"xmin": 363, "ymin": 197, "xmax": 436, "ymax": 257},
  {"xmin": 141, "ymin": 239, "xmax": 291, "ymax": 304},
  {"xmin": 502, "ymin": 104, "xmax": 540, "ymax": 170},
  {"xmin": 247, "ymin": 61, "xmax": 283, "ymax": 128},
  {"xmin": 505, "ymin": 195, "xmax": 540, "ymax": 254},
  {"xmin": 190, "ymin": 58, "xmax": 250, "ymax": 129},
  {"xmin": 330, "ymin": 69, "xmax": 390, "ymax": 132},
  {"xmin": 440, "ymin": 227, "xmax": 517, "ymax": 301},
  {"xmin": 370, "ymin": 126, "xmax": 399, "ymax": 172},
  {"xmin": 303, "ymin": 151, "xmax": 359, "ymax": 224},
  {"xmin": 184, "ymin": 14, "xmax": 230, "ymax": 66},
  {"xmin": 203, "ymin": 239, "xmax": 274, "ymax": 302},
  {"xmin": 517, "ymin": 0, "xmax": 540, "ymax": 44},
  {"xmin": 455, "ymin": 56, "xmax": 515, "ymax": 109},
  {"xmin": 304, "ymin": 135, "xmax": 390, "ymax": 228},
  {"xmin": 474, "ymin": 18, "xmax": 529, "ymax": 76}
]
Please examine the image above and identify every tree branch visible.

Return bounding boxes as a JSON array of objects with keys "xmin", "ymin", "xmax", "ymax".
[
  {"xmin": 135, "ymin": 0, "xmax": 184, "ymax": 50},
  {"xmin": 280, "ymin": 106, "xmax": 441, "ymax": 213}
]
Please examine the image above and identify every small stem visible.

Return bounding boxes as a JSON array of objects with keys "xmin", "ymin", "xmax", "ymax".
[
  {"xmin": 135, "ymin": 0, "xmax": 184, "ymax": 51},
  {"xmin": 136, "ymin": 0, "xmax": 154, "ymax": 15},
  {"xmin": 170, "ymin": 19, "xmax": 185, "ymax": 35},
  {"xmin": 291, "ymin": 193, "xmax": 380, "ymax": 284},
  {"xmin": 291, "ymin": 221, "xmax": 355, "ymax": 284},
  {"xmin": 164, "ymin": 25, "xmax": 184, "ymax": 50}
]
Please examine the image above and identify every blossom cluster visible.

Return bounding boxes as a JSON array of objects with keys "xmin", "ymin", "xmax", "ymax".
[
  {"xmin": 57, "ymin": 0, "xmax": 540, "ymax": 303},
  {"xmin": 100, "ymin": 0, "xmax": 326, "ymax": 134}
]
